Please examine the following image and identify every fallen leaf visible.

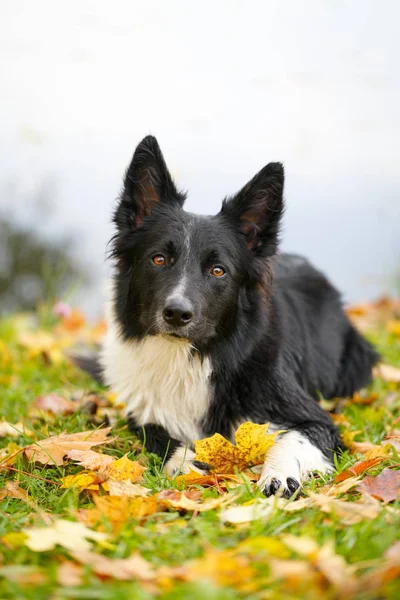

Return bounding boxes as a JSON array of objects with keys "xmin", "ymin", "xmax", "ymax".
[
  {"xmin": 61, "ymin": 472, "xmax": 101, "ymax": 491},
  {"xmin": 0, "ymin": 565, "xmax": 47, "ymax": 586},
  {"xmin": 386, "ymin": 435, "xmax": 400, "ymax": 453},
  {"xmin": 351, "ymin": 392, "xmax": 379, "ymax": 406},
  {"xmin": 106, "ymin": 454, "xmax": 146, "ymax": 482},
  {"xmin": 220, "ymin": 498, "xmax": 276, "ymax": 523},
  {"xmin": 195, "ymin": 422, "xmax": 280, "ymax": 474},
  {"xmin": 57, "ymin": 561, "xmax": 84, "ymax": 587},
  {"xmin": 24, "ymin": 427, "xmax": 112, "ymax": 466},
  {"xmin": 106, "ymin": 480, "xmax": 149, "ymax": 497},
  {"xmin": 185, "ymin": 547, "xmax": 257, "ymax": 593},
  {"xmin": 387, "ymin": 320, "xmax": 400, "ymax": 336},
  {"xmin": 281, "ymin": 534, "xmax": 318, "ymax": 556},
  {"xmin": 79, "ymin": 495, "xmax": 158, "ymax": 532},
  {"xmin": 321, "ymin": 476, "xmax": 361, "ymax": 496},
  {"xmin": 0, "ymin": 419, "xmax": 32, "ymax": 438},
  {"xmin": 23, "ymin": 519, "xmax": 107, "ymax": 552},
  {"xmin": 313, "ymin": 542, "xmax": 357, "ymax": 592},
  {"xmin": 335, "ymin": 457, "xmax": 383, "ymax": 482},
  {"xmin": 358, "ymin": 468, "xmax": 400, "ymax": 503},
  {"xmin": 159, "ymin": 489, "xmax": 232, "ymax": 512},
  {"xmin": 0, "ymin": 481, "xmax": 36, "ymax": 507},
  {"xmin": 71, "ymin": 549, "xmax": 154, "ymax": 581},
  {"xmin": 373, "ymin": 363, "xmax": 400, "ymax": 383},
  {"xmin": 65, "ymin": 449, "xmax": 115, "ymax": 471},
  {"xmin": 308, "ymin": 491, "xmax": 381, "ymax": 525},
  {"xmin": 30, "ymin": 394, "xmax": 77, "ymax": 416}
]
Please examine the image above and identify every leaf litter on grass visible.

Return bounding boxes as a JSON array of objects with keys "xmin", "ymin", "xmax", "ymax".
[{"xmin": 1, "ymin": 299, "xmax": 400, "ymax": 597}]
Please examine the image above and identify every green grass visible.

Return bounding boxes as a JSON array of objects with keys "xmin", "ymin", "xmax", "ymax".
[{"xmin": 0, "ymin": 310, "xmax": 400, "ymax": 599}]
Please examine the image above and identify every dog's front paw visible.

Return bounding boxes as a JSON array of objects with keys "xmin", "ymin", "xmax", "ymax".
[
  {"xmin": 165, "ymin": 446, "xmax": 211, "ymax": 477},
  {"xmin": 257, "ymin": 430, "xmax": 334, "ymax": 498},
  {"xmin": 259, "ymin": 473, "xmax": 300, "ymax": 498}
]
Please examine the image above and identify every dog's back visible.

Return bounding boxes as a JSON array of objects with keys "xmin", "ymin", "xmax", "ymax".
[{"xmin": 273, "ymin": 254, "xmax": 379, "ymax": 400}]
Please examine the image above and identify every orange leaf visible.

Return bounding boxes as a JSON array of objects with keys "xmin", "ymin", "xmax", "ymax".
[
  {"xmin": 335, "ymin": 458, "xmax": 383, "ymax": 482},
  {"xmin": 358, "ymin": 468, "xmax": 400, "ymax": 503},
  {"xmin": 78, "ymin": 495, "xmax": 158, "ymax": 532}
]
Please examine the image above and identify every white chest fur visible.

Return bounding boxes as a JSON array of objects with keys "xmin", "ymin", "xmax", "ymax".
[{"xmin": 101, "ymin": 308, "xmax": 213, "ymax": 443}]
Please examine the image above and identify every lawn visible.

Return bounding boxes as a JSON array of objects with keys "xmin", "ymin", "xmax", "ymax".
[{"xmin": 0, "ymin": 300, "xmax": 399, "ymax": 599}]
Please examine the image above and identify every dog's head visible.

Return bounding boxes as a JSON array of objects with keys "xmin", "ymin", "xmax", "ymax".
[{"xmin": 111, "ymin": 136, "xmax": 284, "ymax": 350}]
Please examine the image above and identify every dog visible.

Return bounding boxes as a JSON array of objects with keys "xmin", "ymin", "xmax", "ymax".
[{"xmin": 78, "ymin": 135, "xmax": 379, "ymax": 497}]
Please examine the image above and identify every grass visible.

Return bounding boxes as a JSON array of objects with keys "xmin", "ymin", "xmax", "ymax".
[{"xmin": 0, "ymin": 306, "xmax": 400, "ymax": 599}]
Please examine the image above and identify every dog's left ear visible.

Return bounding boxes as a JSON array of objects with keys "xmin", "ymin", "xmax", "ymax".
[
  {"xmin": 115, "ymin": 135, "xmax": 185, "ymax": 231},
  {"xmin": 220, "ymin": 162, "xmax": 284, "ymax": 256}
]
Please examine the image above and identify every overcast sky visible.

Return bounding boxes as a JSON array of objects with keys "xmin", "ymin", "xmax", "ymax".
[{"xmin": 1, "ymin": 0, "xmax": 399, "ymax": 312}]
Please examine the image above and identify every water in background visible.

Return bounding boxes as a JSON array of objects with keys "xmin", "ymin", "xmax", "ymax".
[{"xmin": 1, "ymin": 1, "xmax": 399, "ymax": 316}]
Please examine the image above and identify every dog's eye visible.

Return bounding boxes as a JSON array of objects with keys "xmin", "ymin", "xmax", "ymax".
[
  {"xmin": 152, "ymin": 255, "xmax": 165, "ymax": 266},
  {"xmin": 211, "ymin": 266, "xmax": 225, "ymax": 277}
]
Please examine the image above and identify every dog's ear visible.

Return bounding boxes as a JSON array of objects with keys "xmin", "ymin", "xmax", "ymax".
[
  {"xmin": 220, "ymin": 162, "xmax": 284, "ymax": 256},
  {"xmin": 115, "ymin": 136, "xmax": 185, "ymax": 230}
]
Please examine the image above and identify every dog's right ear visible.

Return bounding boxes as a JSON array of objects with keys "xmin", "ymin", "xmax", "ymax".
[{"xmin": 114, "ymin": 136, "xmax": 185, "ymax": 231}]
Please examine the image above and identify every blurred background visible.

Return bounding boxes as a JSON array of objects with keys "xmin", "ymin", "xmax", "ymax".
[{"xmin": 1, "ymin": 0, "xmax": 399, "ymax": 317}]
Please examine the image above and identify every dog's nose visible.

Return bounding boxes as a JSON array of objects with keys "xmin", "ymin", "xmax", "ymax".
[{"xmin": 163, "ymin": 298, "xmax": 193, "ymax": 327}]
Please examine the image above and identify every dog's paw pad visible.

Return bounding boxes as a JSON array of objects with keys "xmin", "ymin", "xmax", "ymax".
[{"xmin": 262, "ymin": 476, "xmax": 300, "ymax": 498}]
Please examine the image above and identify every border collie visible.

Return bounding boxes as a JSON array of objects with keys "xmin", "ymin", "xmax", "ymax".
[{"xmin": 82, "ymin": 135, "xmax": 379, "ymax": 497}]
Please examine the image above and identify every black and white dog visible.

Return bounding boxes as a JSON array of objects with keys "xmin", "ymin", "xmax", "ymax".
[{"xmin": 85, "ymin": 135, "xmax": 379, "ymax": 497}]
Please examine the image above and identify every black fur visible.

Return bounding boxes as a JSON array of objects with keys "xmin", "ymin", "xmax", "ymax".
[{"xmin": 77, "ymin": 135, "xmax": 379, "ymax": 490}]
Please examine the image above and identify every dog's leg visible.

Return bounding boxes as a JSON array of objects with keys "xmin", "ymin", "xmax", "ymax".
[
  {"xmin": 128, "ymin": 417, "xmax": 209, "ymax": 476},
  {"xmin": 255, "ymin": 378, "xmax": 341, "ymax": 497},
  {"xmin": 258, "ymin": 426, "xmax": 335, "ymax": 498}
]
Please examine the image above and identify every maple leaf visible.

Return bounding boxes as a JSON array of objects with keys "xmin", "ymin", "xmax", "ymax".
[
  {"xmin": 23, "ymin": 519, "xmax": 107, "ymax": 552},
  {"xmin": 158, "ymin": 489, "xmax": 233, "ymax": 512},
  {"xmin": 61, "ymin": 472, "xmax": 101, "ymax": 491},
  {"xmin": 106, "ymin": 454, "xmax": 146, "ymax": 482},
  {"xmin": 358, "ymin": 468, "xmax": 400, "ymax": 503},
  {"xmin": 30, "ymin": 394, "xmax": 77, "ymax": 416},
  {"xmin": 0, "ymin": 419, "xmax": 32, "ymax": 438},
  {"xmin": 78, "ymin": 495, "xmax": 158, "ymax": 532},
  {"xmin": 24, "ymin": 428, "xmax": 112, "ymax": 465},
  {"xmin": 106, "ymin": 480, "xmax": 149, "ymax": 497},
  {"xmin": 335, "ymin": 457, "xmax": 384, "ymax": 482},
  {"xmin": 195, "ymin": 422, "xmax": 281, "ymax": 474},
  {"xmin": 70, "ymin": 550, "xmax": 154, "ymax": 581},
  {"xmin": 65, "ymin": 449, "xmax": 115, "ymax": 471}
]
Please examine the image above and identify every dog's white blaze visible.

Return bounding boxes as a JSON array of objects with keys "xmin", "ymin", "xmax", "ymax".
[
  {"xmin": 258, "ymin": 430, "xmax": 333, "ymax": 491},
  {"xmin": 101, "ymin": 305, "xmax": 212, "ymax": 443}
]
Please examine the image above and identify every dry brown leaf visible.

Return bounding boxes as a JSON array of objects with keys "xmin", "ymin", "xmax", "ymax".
[
  {"xmin": 78, "ymin": 495, "xmax": 158, "ymax": 532},
  {"xmin": 65, "ymin": 449, "xmax": 115, "ymax": 471},
  {"xmin": 106, "ymin": 480, "xmax": 149, "ymax": 497},
  {"xmin": 195, "ymin": 421, "xmax": 280, "ymax": 474},
  {"xmin": 24, "ymin": 427, "xmax": 112, "ymax": 466},
  {"xmin": 373, "ymin": 363, "xmax": 400, "ymax": 383},
  {"xmin": 308, "ymin": 491, "xmax": 381, "ymax": 525},
  {"xmin": 0, "ymin": 419, "xmax": 32, "ymax": 438},
  {"xmin": 358, "ymin": 468, "xmax": 400, "ymax": 503},
  {"xmin": 57, "ymin": 561, "xmax": 84, "ymax": 587},
  {"xmin": 23, "ymin": 519, "xmax": 107, "ymax": 552},
  {"xmin": 321, "ymin": 476, "xmax": 361, "ymax": 497},
  {"xmin": 335, "ymin": 457, "xmax": 383, "ymax": 482},
  {"xmin": 0, "ymin": 481, "xmax": 33, "ymax": 505},
  {"xmin": 158, "ymin": 489, "xmax": 232, "ymax": 512},
  {"xmin": 71, "ymin": 549, "xmax": 154, "ymax": 581},
  {"xmin": 30, "ymin": 394, "xmax": 77, "ymax": 416}
]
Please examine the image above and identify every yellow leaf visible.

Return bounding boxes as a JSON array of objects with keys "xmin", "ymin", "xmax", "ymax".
[
  {"xmin": 387, "ymin": 320, "xmax": 400, "ymax": 336},
  {"xmin": 78, "ymin": 495, "xmax": 158, "ymax": 532},
  {"xmin": 1, "ymin": 532, "xmax": 28, "ymax": 549},
  {"xmin": 23, "ymin": 519, "xmax": 107, "ymax": 552},
  {"xmin": 158, "ymin": 489, "xmax": 233, "ymax": 512},
  {"xmin": 106, "ymin": 454, "xmax": 146, "ymax": 482},
  {"xmin": 186, "ymin": 547, "xmax": 257, "ymax": 593},
  {"xmin": 195, "ymin": 422, "xmax": 280, "ymax": 474},
  {"xmin": 61, "ymin": 472, "xmax": 101, "ymax": 491}
]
